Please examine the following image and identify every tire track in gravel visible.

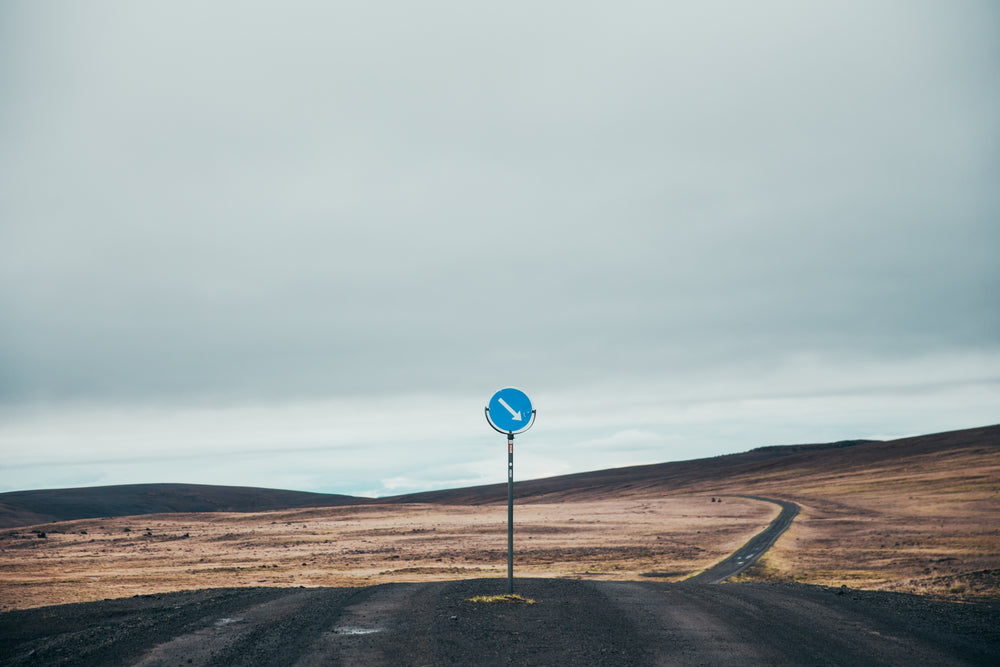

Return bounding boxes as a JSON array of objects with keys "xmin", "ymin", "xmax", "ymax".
[
  {"xmin": 293, "ymin": 582, "xmax": 431, "ymax": 666},
  {"xmin": 132, "ymin": 588, "xmax": 355, "ymax": 666},
  {"xmin": 130, "ymin": 583, "xmax": 433, "ymax": 667}
]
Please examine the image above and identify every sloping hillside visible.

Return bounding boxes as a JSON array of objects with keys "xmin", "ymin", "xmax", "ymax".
[
  {"xmin": 380, "ymin": 425, "xmax": 998, "ymax": 504},
  {"xmin": 0, "ymin": 483, "xmax": 366, "ymax": 528}
]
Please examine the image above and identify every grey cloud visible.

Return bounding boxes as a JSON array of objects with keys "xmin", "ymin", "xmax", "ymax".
[{"xmin": 1, "ymin": 1, "xmax": 998, "ymax": 408}]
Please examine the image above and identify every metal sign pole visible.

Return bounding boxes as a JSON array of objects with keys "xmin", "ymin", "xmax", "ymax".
[
  {"xmin": 484, "ymin": 387, "xmax": 535, "ymax": 598},
  {"xmin": 507, "ymin": 432, "xmax": 514, "ymax": 594}
]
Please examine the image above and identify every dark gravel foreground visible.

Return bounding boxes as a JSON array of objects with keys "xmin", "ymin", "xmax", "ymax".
[{"xmin": 2, "ymin": 580, "xmax": 998, "ymax": 666}]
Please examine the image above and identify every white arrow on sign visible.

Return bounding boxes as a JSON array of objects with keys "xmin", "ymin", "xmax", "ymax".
[{"xmin": 498, "ymin": 397, "xmax": 522, "ymax": 421}]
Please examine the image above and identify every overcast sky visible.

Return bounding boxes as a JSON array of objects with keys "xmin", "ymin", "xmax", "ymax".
[{"xmin": 2, "ymin": 1, "xmax": 998, "ymax": 496}]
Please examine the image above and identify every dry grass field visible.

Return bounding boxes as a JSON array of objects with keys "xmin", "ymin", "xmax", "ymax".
[
  {"xmin": 708, "ymin": 428, "xmax": 1000, "ymax": 598},
  {"xmin": 0, "ymin": 497, "xmax": 774, "ymax": 611},
  {"xmin": 2, "ymin": 425, "xmax": 997, "ymax": 612}
]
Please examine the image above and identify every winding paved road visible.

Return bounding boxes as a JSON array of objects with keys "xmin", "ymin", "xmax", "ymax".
[{"xmin": 684, "ymin": 496, "xmax": 800, "ymax": 584}]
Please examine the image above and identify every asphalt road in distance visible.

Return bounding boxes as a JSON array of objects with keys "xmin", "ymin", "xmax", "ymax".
[{"xmin": 684, "ymin": 496, "xmax": 800, "ymax": 584}]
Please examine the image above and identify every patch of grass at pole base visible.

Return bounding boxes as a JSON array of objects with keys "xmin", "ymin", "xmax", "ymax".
[{"xmin": 465, "ymin": 594, "xmax": 538, "ymax": 604}]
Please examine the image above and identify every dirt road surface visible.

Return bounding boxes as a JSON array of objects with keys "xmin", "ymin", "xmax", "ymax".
[{"xmin": 2, "ymin": 578, "xmax": 997, "ymax": 666}]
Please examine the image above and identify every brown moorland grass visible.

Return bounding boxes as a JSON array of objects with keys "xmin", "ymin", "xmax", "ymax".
[
  {"xmin": 0, "ymin": 496, "xmax": 775, "ymax": 611},
  {"xmin": 705, "ymin": 429, "xmax": 1000, "ymax": 598}
]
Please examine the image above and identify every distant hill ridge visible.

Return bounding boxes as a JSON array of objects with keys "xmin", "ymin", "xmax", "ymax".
[
  {"xmin": 0, "ymin": 483, "xmax": 367, "ymax": 529},
  {"xmin": 749, "ymin": 439, "xmax": 877, "ymax": 454},
  {"xmin": 1, "ymin": 425, "xmax": 996, "ymax": 528},
  {"xmin": 372, "ymin": 425, "xmax": 998, "ymax": 504}
]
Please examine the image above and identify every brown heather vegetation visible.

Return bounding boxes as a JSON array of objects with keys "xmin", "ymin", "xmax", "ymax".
[
  {"xmin": 1, "ymin": 425, "xmax": 997, "ymax": 611},
  {"xmin": 0, "ymin": 497, "xmax": 774, "ymax": 611},
  {"xmin": 708, "ymin": 427, "xmax": 1000, "ymax": 598}
]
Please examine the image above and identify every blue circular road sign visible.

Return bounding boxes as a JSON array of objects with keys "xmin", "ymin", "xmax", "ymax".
[{"xmin": 486, "ymin": 387, "xmax": 535, "ymax": 434}]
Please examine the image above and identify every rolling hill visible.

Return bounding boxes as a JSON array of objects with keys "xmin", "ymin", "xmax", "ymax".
[
  {"xmin": 1, "ymin": 424, "xmax": 996, "ymax": 529},
  {"xmin": 384, "ymin": 424, "xmax": 998, "ymax": 504},
  {"xmin": 0, "ymin": 483, "xmax": 366, "ymax": 529}
]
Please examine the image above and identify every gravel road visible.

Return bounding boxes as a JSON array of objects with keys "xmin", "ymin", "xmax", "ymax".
[{"xmin": 2, "ymin": 579, "xmax": 997, "ymax": 666}]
